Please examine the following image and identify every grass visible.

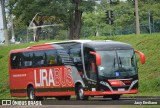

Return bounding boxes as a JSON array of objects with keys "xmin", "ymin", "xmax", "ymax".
[{"xmin": 0, "ymin": 33, "xmax": 160, "ymax": 99}]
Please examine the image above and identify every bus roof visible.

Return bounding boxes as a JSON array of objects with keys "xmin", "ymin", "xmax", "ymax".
[
  {"xmin": 46, "ymin": 40, "xmax": 92, "ymax": 44},
  {"xmin": 10, "ymin": 40, "xmax": 133, "ymax": 53},
  {"xmin": 84, "ymin": 41, "xmax": 133, "ymax": 50}
]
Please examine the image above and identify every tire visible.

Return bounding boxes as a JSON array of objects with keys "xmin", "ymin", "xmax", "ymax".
[
  {"xmin": 112, "ymin": 95, "xmax": 120, "ymax": 100},
  {"xmin": 76, "ymin": 85, "xmax": 88, "ymax": 100},
  {"xmin": 28, "ymin": 86, "xmax": 35, "ymax": 100}
]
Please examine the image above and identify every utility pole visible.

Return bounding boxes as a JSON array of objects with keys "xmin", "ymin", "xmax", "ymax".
[
  {"xmin": 1, "ymin": 0, "xmax": 9, "ymax": 46},
  {"xmin": 135, "ymin": 0, "xmax": 140, "ymax": 34}
]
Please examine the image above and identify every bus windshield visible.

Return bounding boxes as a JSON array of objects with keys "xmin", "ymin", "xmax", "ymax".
[{"xmin": 97, "ymin": 50, "xmax": 137, "ymax": 78}]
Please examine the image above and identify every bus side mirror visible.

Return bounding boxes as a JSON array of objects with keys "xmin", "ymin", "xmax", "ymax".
[
  {"xmin": 90, "ymin": 51, "xmax": 101, "ymax": 66},
  {"xmin": 135, "ymin": 50, "xmax": 145, "ymax": 64}
]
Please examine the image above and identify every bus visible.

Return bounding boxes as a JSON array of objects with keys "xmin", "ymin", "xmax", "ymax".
[{"xmin": 9, "ymin": 40, "xmax": 145, "ymax": 100}]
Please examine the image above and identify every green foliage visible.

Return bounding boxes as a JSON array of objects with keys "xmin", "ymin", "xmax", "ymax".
[
  {"xmin": 55, "ymin": 30, "xmax": 68, "ymax": 40},
  {"xmin": 0, "ymin": 55, "xmax": 4, "ymax": 59},
  {"xmin": 81, "ymin": 10, "xmax": 113, "ymax": 37},
  {"xmin": 7, "ymin": 0, "xmax": 95, "ymax": 41},
  {"xmin": 81, "ymin": 0, "xmax": 160, "ymax": 37}
]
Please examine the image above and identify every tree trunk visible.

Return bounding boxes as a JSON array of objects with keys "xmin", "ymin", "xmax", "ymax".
[
  {"xmin": 35, "ymin": 27, "xmax": 41, "ymax": 42},
  {"xmin": 33, "ymin": 20, "xmax": 43, "ymax": 42},
  {"xmin": 69, "ymin": 1, "xmax": 83, "ymax": 40},
  {"xmin": 69, "ymin": 12, "xmax": 74, "ymax": 39},
  {"xmin": 1, "ymin": 0, "xmax": 9, "ymax": 46},
  {"xmin": 73, "ymin": 10, "xmax": 82, "ymax": 39}
]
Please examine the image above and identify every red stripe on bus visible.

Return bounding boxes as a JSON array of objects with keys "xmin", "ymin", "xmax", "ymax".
[
  {"xmin": 84, "ymin": 89, "xmax": 138, "ymax": 96},
  {"xmin": 11, "ymin": 91, "xmax": 75, "ymax": 97}
]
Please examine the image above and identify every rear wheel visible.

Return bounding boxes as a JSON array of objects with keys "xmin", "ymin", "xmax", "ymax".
[
  {"xmin": 28, "ymin": 86, "xmax": 35, "ymax": 100},
  {"xmin": 76, "ymin": 85, "xmax": 88, "ymax": 100}
]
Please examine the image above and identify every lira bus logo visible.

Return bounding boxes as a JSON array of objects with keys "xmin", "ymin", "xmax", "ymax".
[{"xmin": 34, "ymin": 67, "xmax": 73, "ymax": 87}]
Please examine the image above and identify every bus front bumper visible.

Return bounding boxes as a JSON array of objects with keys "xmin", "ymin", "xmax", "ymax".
[{"xmin": 84, "ymin": 89, "xmax": 138, "ymax": 96}]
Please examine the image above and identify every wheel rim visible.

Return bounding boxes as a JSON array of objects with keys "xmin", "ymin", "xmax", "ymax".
[
  {"xmin": 79, "ymin": 88, "xmax": 84, "ymax": 99},
  {"xmin": 29, "ymin": 90, "xmax": 34, "ymax": 100}
]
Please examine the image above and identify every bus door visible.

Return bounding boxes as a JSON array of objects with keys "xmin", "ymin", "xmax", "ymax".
[{"xmin": 84, "ymin": 47, "xmax": 99, "ymax": 91}]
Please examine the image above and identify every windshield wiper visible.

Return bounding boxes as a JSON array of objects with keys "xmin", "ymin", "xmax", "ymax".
[
  {"xmin": 119, "ymin": 57, "xmax": 123, "ymax": 68},
  {"xmin": 112, "ymin": 58, "xmax": 116, "ymax": 68}
]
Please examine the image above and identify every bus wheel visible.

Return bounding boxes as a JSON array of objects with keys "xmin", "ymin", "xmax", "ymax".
[
  {"xmin": 112, "ymin": 95, "xmax": 120, "ymax": 100},
  {"xmin": 76, "ymin": 85, "xmax": 88, "ymax": 100},
  {"xmin": 28, "ymin": 86, "xmax": 35, "ymax": 100}
]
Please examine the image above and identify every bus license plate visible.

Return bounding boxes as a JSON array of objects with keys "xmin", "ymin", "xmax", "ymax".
[{"xmin": 118, "ymin": 88, "xmax": 125, "ymax": 92}]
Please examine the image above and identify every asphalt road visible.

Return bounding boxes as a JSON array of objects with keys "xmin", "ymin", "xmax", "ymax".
[
  {"xmin": 1, "ymin": 97, "xmax": 160, "ymax": 108},
  {"xmin": 42, "ymin": 97, "xmax": 160, "ymax": 105}
]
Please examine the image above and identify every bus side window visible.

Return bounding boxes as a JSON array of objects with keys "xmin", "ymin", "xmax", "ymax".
[
  {"xmin": 45, "ymin": 50, "xmax": 58, "ymax": 66},
  {"xmin": 69, "ymin": 44, "xmax": 82, "ymax": 72},
  {"xmin": 10, "ymin": 53, "xmax": 22, "ymax": 69},
  {"xmin": 21, "ymin": 52, "xmax": 33, "ymax": 68},
  {"xmin": 34, "ymin": 51, "xmax": 46, "ymax": 67}
]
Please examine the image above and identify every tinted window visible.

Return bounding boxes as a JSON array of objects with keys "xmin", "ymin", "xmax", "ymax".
[
  {"xmin": 34, "ymin": 51, "xmax": 46, "ymax": 67},
  {"xmin": 10, "ymin": 53, "xmax": 22, "ymax": 69},
  {"xmin": 10, "ymin": 48, "xmax": 74, "ymax": 69},
  {"xmin": 69, "ymin": 43, "xmax": 82, "ymax": 71},
  {"xmin": 57, "ymin": 49, "xmax": 73, "ymax": 66},
  {"xmin": 45, "ymin": 50, "xmax": 58, "ymax": 66},
  {"xmin": 70, "ymin": 44, "xmax": 81, "ymax": 63},
  {"xmin": 22, "ymin": 52, "xmax": 33, "ymax": 68}
]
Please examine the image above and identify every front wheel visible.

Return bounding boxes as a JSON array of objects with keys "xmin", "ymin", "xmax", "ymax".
[{"xmin": 76, "ymin": 85, "xmax": 88, "ymax": 100}]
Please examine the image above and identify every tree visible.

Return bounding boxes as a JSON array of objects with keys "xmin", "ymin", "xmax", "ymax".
[
  {"xmin": 1, "ymin": 0, "xmax": 9, "ymax": 46},
  {"xmin": 7, "ymin": 0, "xmax": 95, "ymax": 41},
  {"xmin": 126, "ymin": 0, "xmax": 160, "ymax": 33}
]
